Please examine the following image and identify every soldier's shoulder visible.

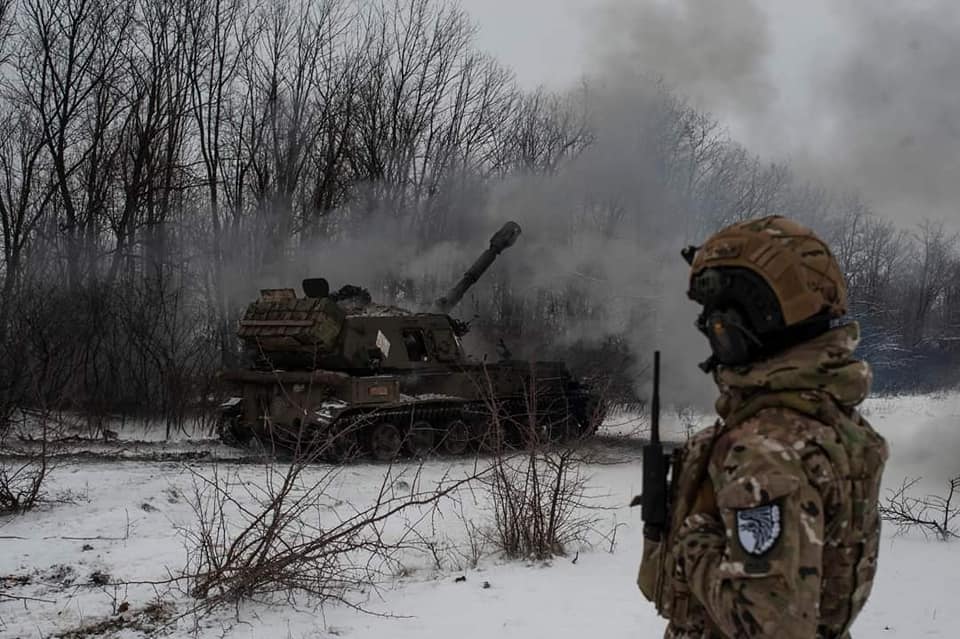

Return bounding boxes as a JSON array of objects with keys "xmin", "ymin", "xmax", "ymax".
[
  {"xmin": 724, "ymin": 406, "xmax": 835, "ymax": 448},
  {"xmin": 710, "ymin": 407, "xmax": 831, "ymax": 476}
]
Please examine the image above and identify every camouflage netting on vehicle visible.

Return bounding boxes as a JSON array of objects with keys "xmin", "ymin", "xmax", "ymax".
[{"xmin": 237, "ymin": 291, "xmax": 345, "ymax": 352}]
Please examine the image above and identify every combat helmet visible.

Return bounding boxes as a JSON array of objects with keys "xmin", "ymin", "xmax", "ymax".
[{"xmin": 682, "ymin": 215, "xmax": 847, "ymax": 372}]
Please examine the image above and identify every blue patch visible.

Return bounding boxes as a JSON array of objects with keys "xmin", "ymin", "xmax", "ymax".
[{"xmin": 736, "ymin": 503, "xmax": 782, "ymax": 556}]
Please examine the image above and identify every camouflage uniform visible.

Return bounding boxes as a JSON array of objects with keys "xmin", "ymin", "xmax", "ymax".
[{"xmin": 638, "ymin": 322, "xmax": 888, "ymax": 639}]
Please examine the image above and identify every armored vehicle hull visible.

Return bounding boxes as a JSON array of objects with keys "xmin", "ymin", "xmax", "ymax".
[{"xmin": 218, "ymin": 359, "xmax": 602, "ymax": 461}]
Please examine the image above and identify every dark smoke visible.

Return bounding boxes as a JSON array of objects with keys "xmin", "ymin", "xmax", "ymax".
[
  {"xmin": 810, "ymin": 1, "xmax": 960, "ymax": 227},
  {"xmin": 592, "ymin": 0, "xmax": 774, "ymax": 118},
  {"xmin": 592, "ymin": 0, "xmax": 960, "ymax": 230}
]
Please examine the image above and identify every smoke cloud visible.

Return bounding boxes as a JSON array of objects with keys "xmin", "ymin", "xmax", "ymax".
[
  {"xmin": 808, "ymin": 1, "xmax": 960, "ymax": 227},
  {"xmin": 591, "ymin": 0, "xmax": 774, "ymax": 118},
  {"xmin": 477, "ymin": 83, "xmax": 716, "ymax": 409},
  {"xmin": 590, "ymin": 0, "xmax": 960, "ymax": 230}
]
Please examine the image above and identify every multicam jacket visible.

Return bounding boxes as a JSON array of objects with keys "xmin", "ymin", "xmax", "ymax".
[{"xmin": 638, "ymin": 323, "xmax": 888, "ymax": 639}]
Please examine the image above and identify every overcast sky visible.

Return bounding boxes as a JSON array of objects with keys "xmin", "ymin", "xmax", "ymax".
[{"xmin": 460, "ymin": 0, "xmax": 960, "ymax": 230}]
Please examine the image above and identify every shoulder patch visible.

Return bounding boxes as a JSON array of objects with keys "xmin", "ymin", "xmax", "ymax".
[{"xmin": 736, "ymin": 503, "xmax": 782, "ymax": 555}]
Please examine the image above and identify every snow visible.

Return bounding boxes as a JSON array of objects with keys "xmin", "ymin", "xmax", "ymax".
[
  {"xmin": 344, "ymin": 303, "xmax": 412, "ymax": 317},
  {"xmin": 399, "ymin": 393, "xmax": 465, "ymax": 402},
  {"xmin": 1, "ymin": 393, "xmax": 959, "ymax": 638}
]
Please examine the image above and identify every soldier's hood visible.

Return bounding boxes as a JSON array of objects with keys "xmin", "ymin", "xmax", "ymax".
[{"xmin": 714, "ymin": 321, "xmax": 872, "ymax": 417}]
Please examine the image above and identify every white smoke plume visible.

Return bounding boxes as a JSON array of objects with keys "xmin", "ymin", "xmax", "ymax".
[
  {"xmin": 591, "ymin": 0, "xmax": 960, "ymax": 231},
  {"xmin": 592, "ymin": 0, "xmax": 774, "ymax": 118}
]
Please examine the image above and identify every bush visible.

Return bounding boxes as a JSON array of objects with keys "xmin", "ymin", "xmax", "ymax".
[
  {"xmin": 880, "ymin": 476, "xmax": 960, "ymax": 541},
  {"xmin": 181, "ymin": 436, "xmax": 479, "ymax": 609},
  {"xmin": 482, "ymin": 445, "xmax": 598, "ymax": 560},
  {"xmin": 0, "ymin": 414, "xmax": 53, "ymax": 514}
]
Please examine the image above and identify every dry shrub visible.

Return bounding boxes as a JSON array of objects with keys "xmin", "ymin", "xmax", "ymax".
[
  {"xmin": 181, "ymin": 435, "xmax": 480, "ymax": 610},
  {"xmin": 0, "ymin": 458, "xmax": 47, "ymax": 513},
  {"xmin": 472, "ymin": 363, "xmax": 605, "ymax": 561},
  {"xmin": 482, "ymin": 445, "xmax": 598, "ymax": 560},
  {"xmin": 880, "ymin": 475, "xmax": 960, "ymax": 541},
  {"xmin": 406, "ymin": 489, "xmax": 490, "ymax": 572},
  {"xmin": 0, "ymin": 413, "xmax": 55, "ymax": 514}
]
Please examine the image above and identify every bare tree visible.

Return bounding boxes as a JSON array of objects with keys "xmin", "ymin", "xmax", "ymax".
[
  {"xmin": 901, "ymin": 221, "xmax": 956, "ymax": 348},
  {"xmin": 185, "ymin": 0, "xmax": 255, "ymax": 365},
  {"xmin": 493, "ymin": 86, "xmax": 590, "ymax": 178},
  {"xmin": 18, "ymin": 0, "xmax": 135, "ymax": 290}
]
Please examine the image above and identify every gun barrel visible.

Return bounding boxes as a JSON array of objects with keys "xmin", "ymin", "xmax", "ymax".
[{"xmin": 434, "ymin": 221, "xmax": 521, "ymax": 314}]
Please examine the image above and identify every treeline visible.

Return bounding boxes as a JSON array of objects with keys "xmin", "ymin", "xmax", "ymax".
[{"xmin": 0, "ymin": 0, "xmax": 955, "ymax": 433}]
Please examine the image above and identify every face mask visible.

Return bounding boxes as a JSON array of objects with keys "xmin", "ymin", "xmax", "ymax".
[{"xmin": 695, "ymin": 307, "xmax": 763, "ymax": 372}]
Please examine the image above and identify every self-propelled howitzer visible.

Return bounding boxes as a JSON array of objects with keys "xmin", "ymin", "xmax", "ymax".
[{"xmin": 217, "ymin": 221, "xmax": 605, "ymax": 461}]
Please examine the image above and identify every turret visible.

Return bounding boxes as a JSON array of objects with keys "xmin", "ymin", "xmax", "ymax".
[{"xmin": 434, "ymin": 221, "xmax": 522, "ymax": 314}]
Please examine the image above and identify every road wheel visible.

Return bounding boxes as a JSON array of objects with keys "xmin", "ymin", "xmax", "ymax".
[
  {"xmin": 571, "ymin": 391, "xmax": 606, "ymax": 437},
  {"xmin": 326, "ymin": 424, "xmax": 360, "ymax": 462},
  {"xmin": 405, "ymin": 420, "xmax": 435, "ymax": 458},
  {"xmin": 218, "ymin": 413, "xmax": 253, "ymax": 447},
  {"xmin": 479, "ymin": 420, "xmax": 506, "ymax": 454},
  {"xmin": 439, "ymin": 419, "xmax": 471, "ymax": 456},
  {"xmin": 546, "ymin": 412, "xmax": 577, "ymax": 444},
  {"xmin": 368, "ymin": 421, "xmax": 402, "ymax": 462}
]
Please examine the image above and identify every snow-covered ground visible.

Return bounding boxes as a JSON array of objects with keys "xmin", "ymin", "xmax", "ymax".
[{"xmin": 1, "ymin": 394, "xmax": 959, "ymax": 638}]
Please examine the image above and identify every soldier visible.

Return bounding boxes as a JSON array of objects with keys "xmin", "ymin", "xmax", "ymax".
[{"xmin": 637, "ymin": 216, "xmax": 889, "ymax": 639}]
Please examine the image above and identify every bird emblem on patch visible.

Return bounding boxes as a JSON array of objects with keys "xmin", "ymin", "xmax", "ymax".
[{"xmin": 736, "ymin": 503, "xmax": 782, "ymax": 556}]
